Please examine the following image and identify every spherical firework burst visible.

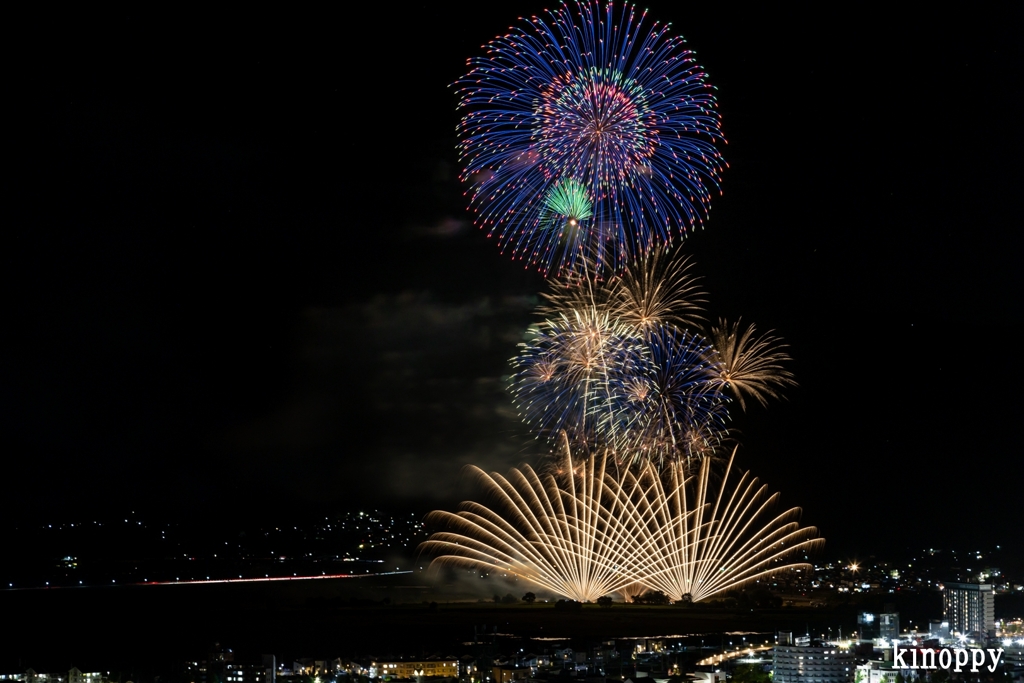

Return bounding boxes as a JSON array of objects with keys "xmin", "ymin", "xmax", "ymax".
[
  {"xmin": 542, "ymin": 178, "xmax": 594, "ymax": 233},
  {"xmin": 420, "ymin": 446, "xmax": 821, "ymax": 603},
  {"xmin": 456, "ymin": 0, "xmax": 726, "ymax": 276}
]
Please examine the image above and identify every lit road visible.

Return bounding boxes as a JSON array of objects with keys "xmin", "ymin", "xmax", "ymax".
[{"xmin": 697, "ymin": 644, "xmax": 773, "ymax": 667}]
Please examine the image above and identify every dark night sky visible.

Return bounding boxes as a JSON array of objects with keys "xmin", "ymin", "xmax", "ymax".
[{"xmin": 5, "ymin": 5, "xmax": 1022, "ymax": 559}]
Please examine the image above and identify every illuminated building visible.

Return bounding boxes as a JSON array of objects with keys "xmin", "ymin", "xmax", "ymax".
[
  {"xmin": 1, "ymin": 671, "xmax": 107, "ymax": 683},
  {"xmin": 928, "ymin": 620, "xmax": 950, "ymax": 640},
  {"xmin": 372, "ymin": 660, "xmax": 459, "ymax": 679},
  {"xmin": 490, "ymin": 666, "xmax": 528, "ymax": 683},
  {"xmin": 942, "ymin": 582, "xmax": 995, "ymax": 638},
  {"xmin": 184, "ymin": 645, "xmax": 272, "ymax": 683},
  {"xmin": 773, "ymin": 637, "xmax": 854, "ymax": 683},
  {"xmin": 1002, "ymin": 643, "xmax": 1024, "ymax": 678},
  {"xmin": 67, "ymin": 672, "xmax": 104, "ymax": 683},
  {"xmin": 855, "ymin": 661, "xmax": 898, "ymax": 683}
]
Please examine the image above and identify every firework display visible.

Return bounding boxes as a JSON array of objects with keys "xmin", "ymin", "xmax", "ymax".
[
  {"xmin": 616, "ymin": 324, "xmax": 728, "ymax": 467},
  {"xmin": 709, "ymin": 318, "xmax": 797, "ymax": 411},
  {"xmin": 624, "ymin": 451, "xmax": 820, "ymax": 602},
  {"xmin": 541, "ymin": 250, "xmax": 707, "ymax": 332},
  {"xmin": 511, "ymin": 250, "xmax": 789, "ymax": 469},
  {"xmin": 509, "ymin": 306, "xmax": 643, "ymax": 449},
  {"xmin": 421, "ymin": 448, "xmax": 819, "ymax": 603},
  {"xmin": 422, "ymin": 450, "xmax": 636, "ymax": 602},
  {"xmin": 456, "ymin": 0, "xmax": 726, "ymax": 275},
  {"xmin": 423, "ymin": 1, "xmax": 817, "ymax": 602},
  {"xmin": 611, "ymin": 251, "xmax": 708, "ymax": 333}
]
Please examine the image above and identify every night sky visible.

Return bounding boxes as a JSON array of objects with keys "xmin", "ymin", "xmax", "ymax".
[{"xmin": 6, "ymin": 5, "xmax": 1022, "ymax": 560}]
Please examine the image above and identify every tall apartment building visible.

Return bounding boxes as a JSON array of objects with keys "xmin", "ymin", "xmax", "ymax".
[
  {"xmin": 773, "ymin": 640, "xmax": 855, "ymax": 683},
  {"xmin": 942, "ymin": 582, "xmax": 995, "ymax": 638}
]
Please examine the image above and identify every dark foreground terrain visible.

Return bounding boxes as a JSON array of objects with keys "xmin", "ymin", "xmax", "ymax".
[{"xmin": 2, "ymin": 577, "xmax": 931, "ymax": 676}]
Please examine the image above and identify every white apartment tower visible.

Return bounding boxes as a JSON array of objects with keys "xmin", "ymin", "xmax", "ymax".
[{"xmin": 942, "ymin": 582, "xmax": 995, "ymax": 638}]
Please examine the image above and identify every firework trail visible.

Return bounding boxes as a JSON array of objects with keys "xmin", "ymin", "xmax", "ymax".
[
  {"xmin": 708, "ymin": 318, "xmax": 797, "ymax": 412},
  {"xmin": 456, "ymin": 0, "xmax": 726, "ymax": 276},
  {"xmin": 422, "ymin": 447, "xmax": 641, "ymax": 602},
  {"xmin": 421, "ymin": 447, "xmax": 820, "ymax": 603},
  {"xmin": 625, "ymin": 451, "xmax": 821, "ymax": 603},
  {"xmin": 541, "ymin": 249, "xmax": 707, "ymax": 333}
]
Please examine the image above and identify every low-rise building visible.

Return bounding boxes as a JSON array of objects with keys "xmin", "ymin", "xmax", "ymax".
[{"xmin": 373, "ymin": 658, "xmax": 459, "ymax": 680}]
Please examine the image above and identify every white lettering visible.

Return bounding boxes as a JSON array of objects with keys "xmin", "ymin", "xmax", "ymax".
[
  {"xmin": 987, "ymin": 649, "xmax": 1004, "ymax": 673},
  {"xmin": 896, "ymin": 647, "xmax": 998, "ymax": 672},
  {"xmin": 971, "ymin": 649, "xmax": 985, "ymax": 672}
]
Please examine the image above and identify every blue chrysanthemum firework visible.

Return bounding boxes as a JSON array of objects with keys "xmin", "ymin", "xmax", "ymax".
[{"xmin": 457, "ymin": 0, "xmax": 726, "ymax": 276}]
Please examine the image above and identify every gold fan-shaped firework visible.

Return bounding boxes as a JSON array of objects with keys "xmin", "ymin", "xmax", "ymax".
[{"xmin": 421, "ymin": 445, "xmax": 820, "ymax": 603}]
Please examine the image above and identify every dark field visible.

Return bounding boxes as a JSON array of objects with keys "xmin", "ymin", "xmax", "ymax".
[{"xmin": 3, "ymin": 576, "xmax": 933, "ymax": 676}]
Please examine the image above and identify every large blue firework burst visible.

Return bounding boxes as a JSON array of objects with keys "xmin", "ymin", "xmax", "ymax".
[{"xmin": 457, "ymin": 0, "xmax": 726, "ymax": 276}]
